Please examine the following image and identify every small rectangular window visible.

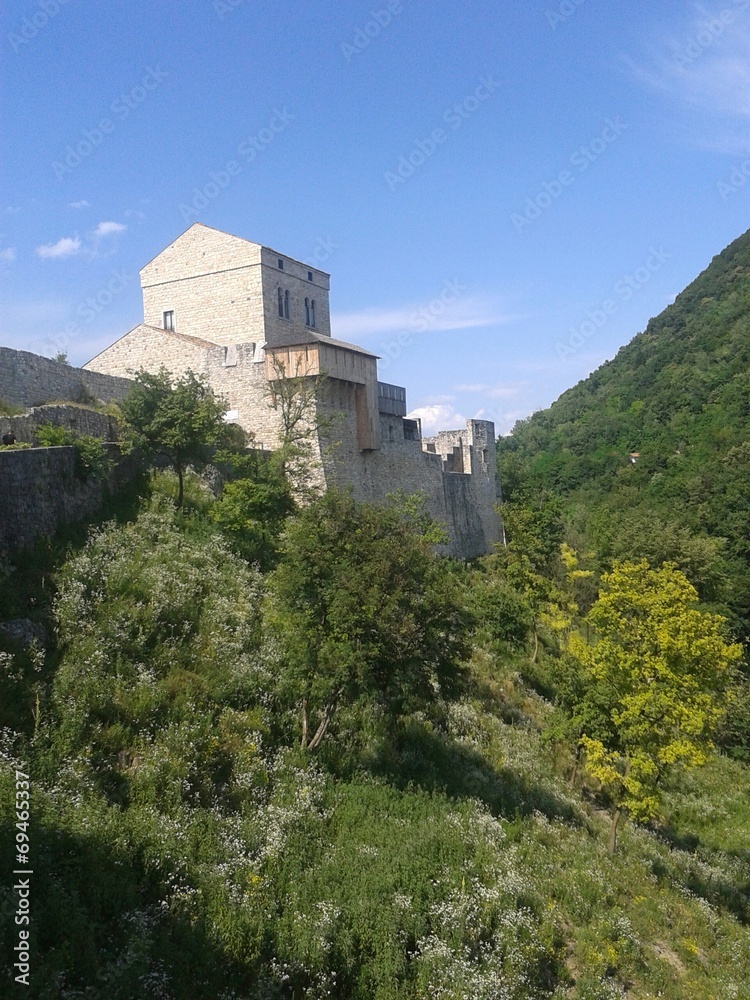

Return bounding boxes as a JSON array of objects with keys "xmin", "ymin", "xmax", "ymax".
[
  {"xmin": 307, "ymin": 271, "xmax": 313, "ymax": 281},
  {"xmin": 163, "ymin": 310, "xmax": 174, "ymax": 331},
  {"xmin": 278, "ymin": 258, "xmax": 284, "ymax": 270}
]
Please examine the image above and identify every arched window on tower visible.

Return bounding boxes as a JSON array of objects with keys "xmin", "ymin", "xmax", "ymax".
[
  {"xmin": 277, "ymin": 287, "xmax": 284, "ymax": 318},
  {"xmin": 284, "ymin": 290, "xmax": 290, "ymax": 319},
  {"xmin": 304, "ymin": 297, "xmax": 311, "ymax": 326},
  {"xmin": 310, "ymin": 300, "xmax": 316, "ymax": 327}
]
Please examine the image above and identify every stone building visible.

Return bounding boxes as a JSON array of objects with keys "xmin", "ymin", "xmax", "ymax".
[{"xmin": 84, "ymin": 223, "xmax": 500, "ymax": 557}]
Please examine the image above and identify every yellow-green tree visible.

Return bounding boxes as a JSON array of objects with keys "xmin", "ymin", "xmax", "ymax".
[{"xmin": 569, "ymin": 560, "xmax": 742, "ymax": 854}]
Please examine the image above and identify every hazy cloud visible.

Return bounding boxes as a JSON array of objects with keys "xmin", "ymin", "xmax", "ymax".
[
  {"xmin": 333, "ymin": 296, "xmax": 515, "ymax": 340},
  {"xmin": 35, "ymin": 236, "xmax": 81, "ymax": 259},
  {"xmin": 69, "ymin": 200, "xmax": 90, "ymax": 209},
  {"xmin": 0, "ymin": 247, "xmax": 16, "ymax": 263},
  {"xmin": 93, "ymin": 220, "xmax": 127, "ymax": 237},
  {"xmin": 623, "ymin": 9, "xmax": 750, "ymax": 153}
]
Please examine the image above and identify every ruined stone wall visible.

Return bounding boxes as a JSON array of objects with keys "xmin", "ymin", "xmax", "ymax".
[
  {"xmin": 0, "ymin": 347, "xmax": 132, "ymax": 408},
  {"xmin": 83, "ymin": 325, "xmax": 212, "ymax": 380},
  {"xmin": 0, "ymin": 445, "xmax": 138, "ymax": 556},
  {"xmin": 0, "ymin": 405, "xmax": 117, "ymax": 445}
]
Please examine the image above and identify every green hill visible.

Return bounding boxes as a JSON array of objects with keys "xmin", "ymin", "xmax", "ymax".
[{"xmin": 499, "ymin": 227, "xmax": 750, "ymax": 637}]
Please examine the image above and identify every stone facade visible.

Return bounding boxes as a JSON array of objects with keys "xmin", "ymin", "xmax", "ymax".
[
  {"xmin": 0, "ymin": 346, "xmax": 132, "ymax": 409},
  {"xmin": 85, "ymin": 324, "xmax": 214, "ymax": 380},
  {"xmin": 138, "ymin": 224, "xmax": 331, "ymax": 347},
  {"xmin": 83, "ymin": 222, "xmax": 501, "ymax": 558}
]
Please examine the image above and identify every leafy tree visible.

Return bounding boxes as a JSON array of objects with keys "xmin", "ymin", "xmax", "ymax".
[
  {"xmin": 469, "ymin": 572, "xmax": 531, "ymax": 651},
  {"xmin": 120, "ymin": 368, "xmax": 231, "ymax": 506},
  {"xmin": 265, "ymin": 489, "xmax": 471, "ymax": 750},
  {"xmin": 495, "ymin": 493, "xmax": 575, "ymax": 661},
  {"xmin": 209, "ymin": 451, "xmax": 294, "ymax": 569},
  {"xmin": 569, "ymin": 560, "xmax": 742, "ymax": 854}
]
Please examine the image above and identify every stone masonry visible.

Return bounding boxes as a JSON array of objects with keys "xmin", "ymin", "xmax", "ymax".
[
  {"xmin": 83, "ymin": 222, "xmax": 501, "ymax": 558},
  {"xmin": 0, "ymin": 346, "xmax": 132, "ymax": 409}
]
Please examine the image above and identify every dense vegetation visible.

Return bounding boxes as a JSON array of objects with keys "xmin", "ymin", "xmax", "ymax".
[
  {"xmin": 1, "ymin": 265, "xmax": 749, "ymax": 999},
  {"xmin": 499, "ymin": 227, "xmax": 750, "ymax": 641}
]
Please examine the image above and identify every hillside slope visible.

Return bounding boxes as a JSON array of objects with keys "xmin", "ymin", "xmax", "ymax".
[{"xmin": 499, "ymin": 228, "xmax": 750, "ymax": 636}]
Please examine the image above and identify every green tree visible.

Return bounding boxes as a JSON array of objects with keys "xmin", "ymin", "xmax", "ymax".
[
  {"xmin": 265, "ymin": 489, "xmax": 471, "ymax": 750},
  {"xmin": 496, "ymin": 492, "xmax": 575, "ymax": 661},
  {"xmin": 569, "ymin": 560, "xmax": 742, "ymax": 854},
  {"xmin": 209, "ymin": 451, "xmax": 294, "ymax": 569},
  {"xmin": 120, "ymin": 368, "xmax": 231, "ymax": 506}
]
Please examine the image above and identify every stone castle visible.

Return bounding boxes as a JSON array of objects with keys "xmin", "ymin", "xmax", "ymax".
[{"xmin": 84, "ymin": 223, "xmax": 500, "ymax": 558}]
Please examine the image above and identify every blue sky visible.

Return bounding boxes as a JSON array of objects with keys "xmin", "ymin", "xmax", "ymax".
[{"xmin": 1, "ymin": 0, "xmax": 748, "ymax": 435}]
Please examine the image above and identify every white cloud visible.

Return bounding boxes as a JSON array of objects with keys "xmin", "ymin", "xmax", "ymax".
[
  {"xmin": 35, "ymin": 236, "xmax": 81, "ymax": 259},
  {"xmin": 5, "ymin": 206, "xmax": 21, "ymax": 215},
  {"xmin": 407, "ymin": 403, "xmax": 468, "ymax": 436},
  {"xmin": 69, "ymin": 200, "xmax": 90, "ymax": 209},
  {"xmin": 93, "ymin": 220, "xmax": 127, "ymax": 237},
  {"xmin": 0, "ymin": 247, "xmax": 16, "ymax": 263},
  {"xmin": 333, "ymin": 296, "xmax": 516, "ymax": 340}
]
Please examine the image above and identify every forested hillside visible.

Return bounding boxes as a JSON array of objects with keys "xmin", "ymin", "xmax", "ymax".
[
  {"xmin": 0, "ymin": 363, "xmax": 748, "ymax": 998},
  {"xmin": 499, "ymin": 228, "xmax": 750, "ymax": 639}
]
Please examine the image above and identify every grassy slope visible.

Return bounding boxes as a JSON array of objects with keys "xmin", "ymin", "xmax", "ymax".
[{"xmin": 0, "ymin": 479, "xmax": 748, "ymax": 999}]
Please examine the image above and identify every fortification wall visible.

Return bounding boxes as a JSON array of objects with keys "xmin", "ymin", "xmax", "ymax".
[
  {"xmin": 0, "ymin": 445, "xmax": 138, "ymax": 556},
  {"xmin": 205, "ymin": 344, "xmax": 284, "ymax": 450},
  {"xmin": 0, "ymin": 404, "xmax": 117, "ymax": 444},
  {"xmin": 0, "ymin": 347, "xmax": 132, "ymax": 408},
  {"xmin": 317, "ymin": 397, "xmax": 500, "ymax": 558}
]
